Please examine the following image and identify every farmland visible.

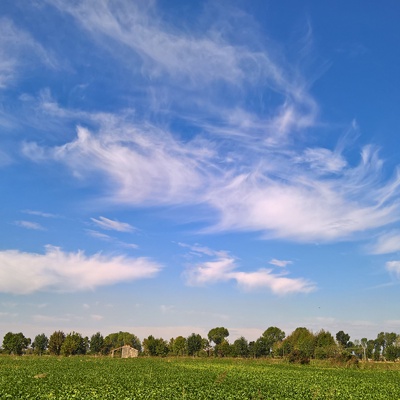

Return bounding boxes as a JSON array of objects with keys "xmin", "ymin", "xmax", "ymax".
[{"xmin": 1, "ymin": 357, "xmax": 400, "ymax": 399}]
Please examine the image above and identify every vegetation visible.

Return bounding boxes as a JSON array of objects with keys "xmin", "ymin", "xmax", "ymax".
[
  {"xmin": 2, "ymin": 326, "xmax": 400, "ymax": 364},
  {"xmin": 1, "ymin": 356, "xmax": 400, "ymax": 399}
]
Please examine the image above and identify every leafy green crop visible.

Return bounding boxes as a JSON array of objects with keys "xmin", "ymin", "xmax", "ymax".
[{"xmin": 0, "ymin": 356, "xmax": 399, "ymax": 399}]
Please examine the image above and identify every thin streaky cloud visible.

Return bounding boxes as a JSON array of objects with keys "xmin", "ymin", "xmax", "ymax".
[
  {"xmin": 14, "ymin": 220, "xmax": 46, "ymax": 231},
  {"xmin": 22, "ymin": 210, "xmax": 59, "ymax": 218},
  {"xmin": 91, "ymin": 216, "xmax": 135, "ymax": 232},
  {"xmin": 370, "ymin": 231, "xmax": 400, "ymax": 255},
  {"xmin": 269, "ymin": 259, "xmax": 293, "ymax": 268}
]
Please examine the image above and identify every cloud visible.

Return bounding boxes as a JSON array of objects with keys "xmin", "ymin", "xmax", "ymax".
[
  {"xmin": 386, "ymin": 261, "xmax": 400, "ymax": 277},
  {"xmin": 14, "ymin": 220, "xmax": 46, "ymax": 231},
  {"xmin": 20, "ymin": 2, "xmax": 400, "ymax": 245},
  {"xmin": 22, "ymin": 210, "xmax": 59, "ymax": 218},
  {"xmin": 185, "ymin": 256, "xmax": 315, "ymax": 295},
  {"xmin": 269, "ymin": 259, "xmax": 292, "ymax": 268},
  {"xmin": 370, "ymin": 231, "xmax": 400, "ymax": 254},
  {"xmin": 0, "ymin": 18, "xmax": 56, "ymax": 88},
  {"xmin": 0, "ymin": 245, "xmax": 162, "ymax": 294},
  {"xmin": 91, "ymin": 216, "xmax": 135, "ymax": 232},
  {"xmin": 86, "ymin": 229, "xmax": 138, "ymax": 249}
]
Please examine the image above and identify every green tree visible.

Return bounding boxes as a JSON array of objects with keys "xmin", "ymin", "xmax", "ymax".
[
  {"xmin": 208, "ymin": 327, "xmax": 229, "ymax": 346},
  {"xmin": 233, "ymin": 336, "xmax": 249, "ymax": 358},
  {"xmin": 284, "ymin": 327, "xmax": 314, "ymax": 360},
  {"xmin": 170, "ymin": 336, "xmax": 187, "ymax": 356},
  {"xmin": 314, "ymin": 330, "xmax": 337, "ymax": 359},
  {"xmin": 336, "ymin": 330, "xmax": 350, "ymax": 348},
  {"xmin": 142, "ymin": 335, "xmax": 158, "ymax": 356},
  {"xmin": 103, "ymin": 331, "xmax": 142, "ymax": 355},
  {"xmin": 48, "ymin": 331, "xmax": 65, "ymax": 355},
  {"xmin": 61, "ymin": 332, "xmax": 86, "ymax": 356},
  {"xmin": 187, "ymin": 333, "xmax": 203, "ymax": 356},
  {"xmin": 89, "ymin": 332, "xmax": 104, "ymax": 354},
  {"xmin": 32, "ymin": 333, "xmax": 48, "ymax": 356},
  {"xmin": 262, "ymin": 327, "xmax": 285, "ymax": 356},
  {"xmin": 2, "ymin": 332, "xmax": 31, "ymax": 355}
]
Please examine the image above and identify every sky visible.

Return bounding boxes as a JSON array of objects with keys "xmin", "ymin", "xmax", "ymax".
[{"xmin": 1, "ymin": 0, "xmax": 400, "ymax": 344}]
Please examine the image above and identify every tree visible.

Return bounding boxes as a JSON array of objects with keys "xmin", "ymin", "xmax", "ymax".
[
  {"xmin": 89, "ymin": 332, "xmax": 104, "ymax": 354},
  {"xmin": 32, "ymin": 333, "xmax": 49, "ymax": 356},
  {"xmin": 314, "ymin": 330, "xmax": 337, "ymax": 359},
  {"xmin": 187, "ymin": 333, "xmax": 203, "ymax": 356},
  {"xmin": 233, "ymin": 336, "xmax": 249, "ymax": 358},
  {"xmin": 262, "ymin": 327, "xmax": 285, "ymax": 356},
  {"xmin": 336, "ymin": 331, "xmax": 350, "ymax": 348},
  {"xmin": 283, "ymin": 327, "xmax": 314, "ymax": 361},
  {"xmin": 61, "ymin": 332, "xmax": 86, "ymax": 356},
  {"xmin": 208, "ymin": 327, "xmax": 229, "ymax": 346},
  {"xmin": 103, "ymin": 331, "xmax": 142, "ymax": 355},
  {"xmin": 142, "ymin": 335, "xmax": 157, "ymax": 356},
  {"xmin": 48, "ymin": 331, "xmax": 65, "ymax": 355},
  {"xmin": 2, "ymin": 332, "xmax": 31, "ymax": 355},
  {"xmin": 170, "ymin": 336, "xmax": 187, "ymax": 356}
]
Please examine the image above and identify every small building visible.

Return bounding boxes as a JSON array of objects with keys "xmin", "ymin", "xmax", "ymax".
[{"xmin": 111, "ymin": 345, "xmax": 139, "ymax": 358}]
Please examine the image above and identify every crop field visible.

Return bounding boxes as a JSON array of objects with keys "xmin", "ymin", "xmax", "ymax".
[{"xmin": 1, "ymin": 356, "xmax": 400, "ymax": 399}]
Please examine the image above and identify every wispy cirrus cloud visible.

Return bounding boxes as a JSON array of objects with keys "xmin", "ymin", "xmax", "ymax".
[
  {"xmin": 269, "ymin": 259, "xmax": 293, "ymax": 268},
  {"xmin": 91, "ymin": 216, "xmax": 135, "ymax": 232},
  {"xmin": 22, "ymin": 210, "xmax": 59, "ymax": 218},
  {"xmin": 19, "ymin": 1, "xmax": 400, "ymax": 247},
  {"xmin": 14, "ymin": 220, "xmax": 46, "ymax": 231},
  {"xmin": 0, "ymin": 18, "xmax": 56, "ymax": 88},
  {"xmin": 184, "ymin": 253, "xmax": 314, "ymax": 295},
  {"xmin": 370, "ymin": 231, "xmax": 400, "ymax": 254},
  {"xmin": 0, "ymin": 245, "xmax": 161, "ymax": 294},
  {"xmin": 86, "ymin": 229, "xmax": 138, "ymax": 250}
]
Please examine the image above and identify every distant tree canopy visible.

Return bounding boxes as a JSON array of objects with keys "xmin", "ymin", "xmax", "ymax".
[
  {"xmin": 2, "ymin": 332, "xmax": 30, "ymax": 355},
  {"xmin": 32, "ymin": 333, "xmax": 48, "ymax": 356},
  {"xmin": 2, "ymin": 326, "xmax": 400, "ymax": 362},
  {"xmin": 103, "ymin": 331, "xmax": 142, "ymax": 354}
]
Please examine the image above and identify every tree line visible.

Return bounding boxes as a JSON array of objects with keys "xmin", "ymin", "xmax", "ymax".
[{"xmin": 2, "ymin": 327, "xmax": 400, "ymax": 364}]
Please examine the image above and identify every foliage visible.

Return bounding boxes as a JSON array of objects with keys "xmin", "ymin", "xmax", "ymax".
[
  {"xmin": 208, "ymin": 327, "xmax": 229, "ymax": 346},
  {"xmin": 32, "ymin": 333, "xmax": 49, "ymax": 356},
  {"xmin": 48, "ymin": 331, "xmax": 65, "ymax": 356},
  {"xmin": 336, "ymin": 330, "xmax": 350, "ymax": 347},
  {"xmin": 232, "ymin": 336, "xmax": 249, "ymax": 358},
  {"xmin": 262, "ymin": 326, "xmax": 285, "ymax": 355},
  {"xmin": 61, "ymin": 331, "xmax": 87, "ymax": 356},
  {"xmin": 2, "ymin": 332, "xmax": 30, "ymax": 355},
  {"xmin": 169, "ymin": 336, "xmax": 187, "ymax": 356},
  {"xmin": 187, "ymin": 333, "xmax": 203, "ymax": 356},
  {"xmin": 103, "ymin": 331, "xmax": 142, "ymax": 355},
  {"xmin": 89, "ymin": 332, "xmax": 104, "ymax": 354}
]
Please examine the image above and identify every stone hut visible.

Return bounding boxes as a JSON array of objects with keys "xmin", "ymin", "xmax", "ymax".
[{"xmin": 111, "ymin": 345, "xmax": 139, "ymax": 358}]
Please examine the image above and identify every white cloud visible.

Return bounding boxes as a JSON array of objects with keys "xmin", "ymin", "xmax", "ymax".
[
  {"xmin": 19, "ymin": 2, "xmax": 400, "ymax": 245},
  {"xmin": 370, "ymin": 231, "xmax": 400, "ymax": 254},
  {"xmin": 0, "ymin": 245, "xmax": 162, "ymax": 294},
  {"xmin": 0, "ymin": 18, "xmax": 56, "ymax": 88},
  {"xmin": 185, "ymin": 256, "xmax": 314, "ymax": 295},
  {"xmin": 91, "ymin": 216, "xmax": 135, "ymax": 232},
  {"xmin": 14, "ymin": 220, "xmax": 46, "ymax": 231},
  {"xmin": 22, "ymin": 210, "xmax": 59, "ymax": 218},
  {"xmin": 269, "ymin": 259, "xmax": 292, "ymax": 268},
  {"xmin": 386, "ymin": 261, "xmax": 400, "ymax": 277}
]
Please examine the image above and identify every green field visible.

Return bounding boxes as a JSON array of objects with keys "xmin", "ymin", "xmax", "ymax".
[{"xmin": 1, "ymin": 356, "xmax": 400, "ymax": 399}]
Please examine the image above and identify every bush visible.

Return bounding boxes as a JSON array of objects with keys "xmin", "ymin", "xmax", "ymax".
[{"xmin": 287, "ymin": 349, "xmax": 310, "ymax": 365}]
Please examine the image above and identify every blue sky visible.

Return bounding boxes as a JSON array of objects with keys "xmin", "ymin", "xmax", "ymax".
[{"xmin": 1, "ymin": 0, "xmax": 400, "ymax": 343}]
